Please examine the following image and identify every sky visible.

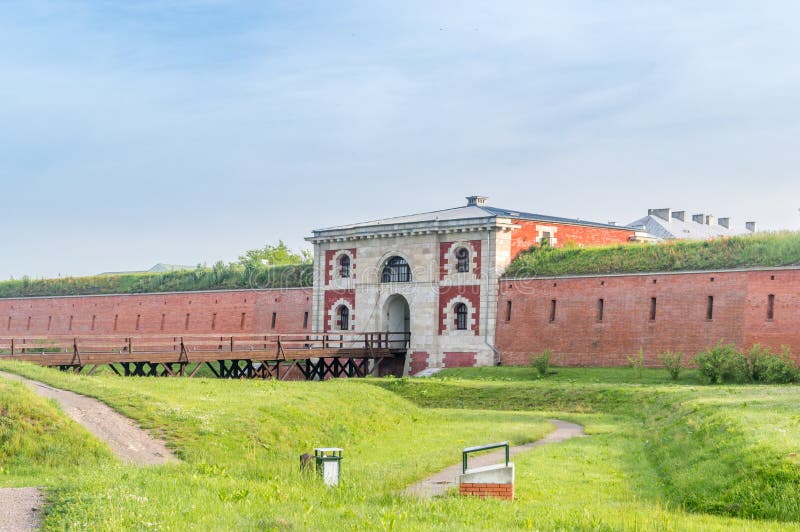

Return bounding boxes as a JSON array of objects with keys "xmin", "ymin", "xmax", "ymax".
[{"xmin": 2, "ymin": 1, "xmax": 800, "ymax": 279}]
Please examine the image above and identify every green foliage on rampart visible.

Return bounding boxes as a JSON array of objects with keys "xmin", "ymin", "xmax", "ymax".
[
  {"xmin": 0, "ymin": 241, "xmax": 312, "ymax": 298},
  {"xmin": 505, "ymin": 231, "xmax": 800, "ymax": 278}
]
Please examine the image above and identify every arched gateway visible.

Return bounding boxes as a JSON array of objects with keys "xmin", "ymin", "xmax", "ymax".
[{"xmin": 384, "ymin": 294, "xmax": 410, "ymax": 349}]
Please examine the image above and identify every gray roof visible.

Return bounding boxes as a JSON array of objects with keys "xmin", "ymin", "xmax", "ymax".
[
  {"xmin": 315, "ymin": 204, "xmax": 630, "ymax": 233},
  {"xmin": 627, "ymin": 213, "xmax": 754, "ymax": 240}
]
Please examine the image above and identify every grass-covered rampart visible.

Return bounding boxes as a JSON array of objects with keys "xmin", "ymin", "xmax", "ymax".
[
  {"xmin": 0, "ymin": 262, "xmax": 312, "ymax": 299},
  {"xmin": 505, "ymin": 231, "xmax": 800, "ymax": 278},
  {"xmin": 0, "ymin": 240, "xmax": 312, "ymax": 298}
]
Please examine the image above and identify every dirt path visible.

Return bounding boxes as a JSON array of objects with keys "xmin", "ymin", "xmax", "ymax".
[
  {"xmin": 0, "ymin": 488, "xmax": 42, "ymax": 532},
  {"xmin": 0, "ymin": 371, "xmax": 177, "ymax": 466},
  {"xmin": 0, "ymin": 372, "xmax": 180, "ymax": 530},
  {"xmin": 403, "ymin": 419, "xmax": 585, "ymax": 498}
]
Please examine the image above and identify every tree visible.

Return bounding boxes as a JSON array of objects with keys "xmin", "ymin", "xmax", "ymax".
[{"xmin": 237, "ymin": 241, "xmax": 311, "ymax": 267}]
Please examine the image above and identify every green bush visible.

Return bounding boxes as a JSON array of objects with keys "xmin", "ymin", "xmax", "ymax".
[
  {"xmin": 742, "ymin": 344, "xmax": 772, "ymax": 382},
  {"xmin": 737, "ymin": 345, "xmax": 799, "ymax": 384},
  {"xmin": 694, "ymin": 343, "xmax": 744, "ymax": 384},
  {"xmin": 761, "ymin": 347, "xmax": 799, "ymax": 384},
  {"xmin": 504, "ymin": 231, "xmax": 800, "ymax": 278},
  {"xmin": 658, "ymin": 351, "xmax": 684, "ymax": 381},
  {"xmin": 529, "ymin": 349, "xmax": 552, "ymax": 378}
]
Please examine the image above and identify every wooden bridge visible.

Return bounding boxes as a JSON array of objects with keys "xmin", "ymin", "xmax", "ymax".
[{"xmin": 0, "ymin": 332, "xmax": 409, "ymax": 380}]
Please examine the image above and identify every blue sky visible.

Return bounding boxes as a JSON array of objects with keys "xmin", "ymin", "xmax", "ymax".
[{"xmin": 2, "ymin": 1, "xmax": 800, "ymax": 278}]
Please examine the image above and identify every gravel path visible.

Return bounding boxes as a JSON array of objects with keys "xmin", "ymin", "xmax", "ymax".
[
  {"xmin": 0, "ymin": 371, "xmax": 178, "ymax": 466},
  {"xmin": 0, "ymin": 488, "xmax": 42, "ymax": 532},
  {"xmin": 0, "ymin": 371, "xmax": 180, "ymax": 530},
  {"xmin": 403, "ymin": 419, "xmax": 585, "ymax": 498}
]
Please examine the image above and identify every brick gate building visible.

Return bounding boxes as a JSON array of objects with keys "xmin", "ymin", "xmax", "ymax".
[{"xmin": 307, "ymin": 196, "xmax": 637, "ymax": 374}]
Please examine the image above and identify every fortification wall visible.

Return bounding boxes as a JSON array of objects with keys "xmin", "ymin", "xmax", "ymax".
[
  {"xmin": 496, "ymin": 268, "xmax": 800, "ymax": 366},
  {"xmin": 0, "ymin": 288, "xmax": 313, "ymax": 336}
]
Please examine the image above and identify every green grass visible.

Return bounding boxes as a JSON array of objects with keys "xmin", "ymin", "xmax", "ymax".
[
  {"xmin": 377, "ymin": 367, "xmax": 800, "ymax": 522},
  {"xmin": 0, "ymin": 262, "xmax": 312, "ymax": 298},
  {"xmin": 0, "ymin": 379, "xmax": 114, "ymax": 487},
  {"xmin": 505, "ymin": 230, "xmax": 800, "ymax": 277},
  {"xmin": 1, "ymin": 362, "xmax": 799, "ymax": 530}
]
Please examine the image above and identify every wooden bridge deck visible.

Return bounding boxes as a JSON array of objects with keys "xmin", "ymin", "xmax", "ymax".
[{"xmin": 0, "ymin": 332, "xmax": 409, "ymax": 380}]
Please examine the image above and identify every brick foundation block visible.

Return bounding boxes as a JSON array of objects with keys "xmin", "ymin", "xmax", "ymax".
[{"xmin": 459, "ymin": 482, "xmax": 514, "ymax": 500}]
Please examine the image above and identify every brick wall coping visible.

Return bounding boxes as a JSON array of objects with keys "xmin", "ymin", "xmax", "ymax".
[
  {"xmin": 0, "ymin": 286, "xmax": 311, "ymax": 302},
  {"xmin": 502, "ymin": 265, "xmax": 800, "ymax": 282}
]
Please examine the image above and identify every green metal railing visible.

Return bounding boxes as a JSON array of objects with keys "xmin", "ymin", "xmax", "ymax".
[{"xmin": 462, "ymin": 441, "xmax": 510, "ymax": 473}]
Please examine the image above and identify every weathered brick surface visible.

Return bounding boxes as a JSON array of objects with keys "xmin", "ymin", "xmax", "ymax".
[
  {"xmin": 443, "ymin": 351, "xmax": 477, "ymax": 368},
  {"xmin": 0, "ymin": 288, "xmax": 312, "ymax": 336},
  {"xmin": 323, "ymin": 289, "xmax": 356, "ymax": 332},
  {"xmin": 409, "ymin": 351, "xmax": 430, "ymax": 375},
  {"xmin": 459, "ymin": 482, "xmax": 514, "ymax": 500},
  {"xmin": 509, "ymin": 220, "xmax": 634, "ymax": 260},
  {"xmin": 325, "ymin": 248, "xmax": 356, "ymax": 284},
  {"xmin": 496, "ymin": 269, "xmax": 800, "ymax": 366},
  {"xmin": 439, "ymin": 240, "xmax": 481, "ymax": 280},
  {"xmin": 438, "ymin": 285, "xmax": 481, "ymax": 335}
]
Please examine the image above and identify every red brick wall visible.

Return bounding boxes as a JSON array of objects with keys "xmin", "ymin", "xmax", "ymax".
[
  {"xmin": 323, "ymin": 289, "xmax": 356, "ymax": 332},
  {"xmin": 443, "ymin": 351, "xmax": 477, "ymax": 368},
  {"xmin": 410, "ymin": 351, "xmax": 430, "ymax": 375},
  {"xmin": 743, "ymin": 270, "xmax": 800, "ymax": 353},
  {"xmin": 0, "ymin": 288, "xmax": 312, "ymax": 336},
  {"xmin": 495, "ymin": 270, "xmax": 800, "ymax": 366},
  {"xmin": 439, "ymin": 240, "xmax": 482, "ymax": 280},
  {"xmin": 325, "ymin": 248, "xmax": 356, "ymax": 284},
  {"xmin": 438, "ymin": 285, "xmax": 481, "ymax": 335},
  {"xmin": 509, "ymin": 221, "xmax": 634, "ymax": 260},
  {"xmin": 460, "ymin": 482, "xmax": 514, "ymax": 500}
]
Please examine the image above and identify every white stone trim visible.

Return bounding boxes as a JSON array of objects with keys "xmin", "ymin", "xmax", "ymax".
[
  {"xmin": 329, "ymin": 250, "xmax": 355, "ymax": 283},
  {"xmin": 443, "ymin": 241, "xmax": 479, "ymax": 282},
  {"xmin": 535, "ymin": 225, "xmax": 558, "ymax": 246},
  {"xmin": 327, "ymin": 298, "xmax": 354, "ymax": 332},
  {"xmin": 441, "ymin": 295, "xmax": 477, "ymax": 336},
  {"xmin": 373, "ymin": 250, "xmax": 414, "ymax": 284}
]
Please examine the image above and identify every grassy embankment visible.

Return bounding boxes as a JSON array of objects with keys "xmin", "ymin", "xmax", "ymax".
[
  {"xmin": 374, "ymin": 367, "xmax": 800, "ymax": 522},
  {"xmin": 0, "ymin": 262, "xmax": 312, "ymax": 299},
  {"xmin": 505, "ymin": 230, "xmax": 800, "ymax": 277},
  {"xmin": 2, "ymin": 362, "xmax": 799, "ymax": 530}
]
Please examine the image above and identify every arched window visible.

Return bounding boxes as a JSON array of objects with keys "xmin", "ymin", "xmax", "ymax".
[
  {"xmin": 381, "ymin": 256, "xmax": 411, "ymax": 283},
  {"xmin": 338, "ymin": 306, "xmax": 349, "ymax": 331},
  {"xmin": 456, "ymin": 248, "xmax": 469, "ymax": 273},
  {"xmin": 455, "ymin": 303, "xmax": 468, "ymax": 330},
  {"xmin": 339, "ymin": 255, "xmax": 350, "ymax": 278}
]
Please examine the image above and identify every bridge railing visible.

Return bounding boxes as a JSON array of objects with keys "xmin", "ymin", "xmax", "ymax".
[{"xmin": 0, "ymin": 331, "xmax": 411, "ymax": 357}]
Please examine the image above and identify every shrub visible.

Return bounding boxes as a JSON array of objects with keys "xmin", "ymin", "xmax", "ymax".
[
  {"xmin": 529, "ymin": 350, "xmax": 552, "ymax": 378},
  {"xmin": 695, "ymin": 343, "xmax": 743, "ymax": 384},
  {"xmin": 627, "ymin": 348, "xmax": 645, "ymax": 380},
  {"xmin": 761, "ymin": 347, "xmax": 799, "ymax": 384},
  {"xmin": 742, "ymin": 344, "xmax": 772, "ymax": 383},
  {"xmin": 659, "ymin": 351, "xmax": 684, "ymax": 381}
]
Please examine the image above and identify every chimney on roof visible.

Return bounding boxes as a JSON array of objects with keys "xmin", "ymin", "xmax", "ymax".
[
  {"xmin": 692, "ymin": 213, "xmax": 705, "ymax": 224},
  {"xmin": 705, "ymin": 215, "xmax": 715, "ymax": 226},
  {"xmin": 671, "ymin": 211, "xmax": 686, "ymax": 222},
  {"xmin": 718, "ymin": 217, "xmax": 731, "ymax": 229},
  {"xmin": 466, "ymin": 195, "xmax": 488, "ymax": 207},
  {"xmin": 648, "ymin": 208, "xmax": 671, "ymax": 222},
  {"xmin": 746, "ymin": 221, "xmax": 758, "ymax": 233}
]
